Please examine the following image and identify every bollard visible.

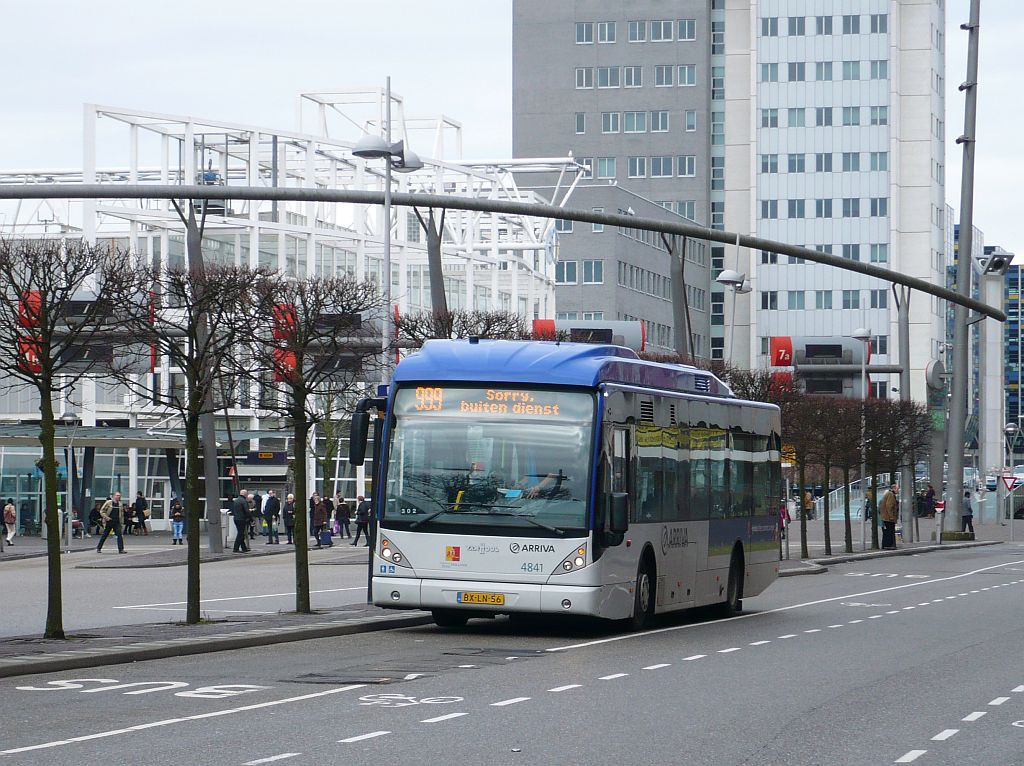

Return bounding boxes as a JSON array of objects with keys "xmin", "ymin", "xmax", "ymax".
[{"xmin": 934, "ymin": 505, "xmax": 944, "ymax": 545}]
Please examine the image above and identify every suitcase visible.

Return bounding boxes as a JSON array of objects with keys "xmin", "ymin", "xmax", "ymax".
[{"xmin": 318, "ymin": 529, "xmax": 333, "ymax": 547}]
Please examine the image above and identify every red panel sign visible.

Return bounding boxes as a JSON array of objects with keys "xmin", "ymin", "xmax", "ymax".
[
  {"xmin": 769, "ymin": 336, "xmax": 794, "ymax": 367},
  {"xmin": 272, "ymin": 303, "xmax": 297, "ymax": 341},
  {"xmin": 272, "ymin": 348, "xmax": 297, "ymax": 382},
  {"xmin": 18, "ymin": 337, "xmax": 42, "ymax": 374},
  {"xmin": 18, "ymin": 290, "xmax": 42, "ymax": 329}
]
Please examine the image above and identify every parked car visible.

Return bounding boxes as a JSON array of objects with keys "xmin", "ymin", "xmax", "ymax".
[{"xmin": 986, "ymin": 474, "xmax": 998, "ymax": 492}]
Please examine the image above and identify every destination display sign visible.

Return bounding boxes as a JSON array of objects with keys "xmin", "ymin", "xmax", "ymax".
[{"xmin": 395, "ymin": 386, "xmax": 593, "ymax": 421}]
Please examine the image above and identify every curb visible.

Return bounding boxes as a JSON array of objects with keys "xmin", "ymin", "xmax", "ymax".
[
  {"xmin": 810, "ymin": 540, "xmax": 1000, "ymax": 566},
  {"xmin": 0, "ymin": 612, "xmax": 433, "ymax": 680},
  {"xmin": 779, "ymin": 562, "xmax": 828, "ymax": 577}
]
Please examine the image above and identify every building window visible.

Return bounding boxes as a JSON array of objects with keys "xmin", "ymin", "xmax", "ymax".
[
  {"xmin": 842, "ymin": 152, "xmax": 861, "ymax": 171},
  {"xmin": 685, "ymin": 110, "xmax": 697, "ymax": 132},
  {"xmin": 870, "ymin": 244, "xmax": 889, "ymax": 263},
  {"xmin": 575, "ymin": 22, "xmax": 594, "ymax": 44},
  {"xmin": 815, "ymin": 198, "xmax": 833, "ymax": 218},
  {"xmin": 711, "ymin": 336, "xmax": 724, "ymax": 360},
  {"xmin": 651, "ymin": 20, "xmax": 673, "ymax": 41},
  {"xmin": 760, "ymin": 250, "xmax": 777, "ymax": 265},
  {"xmin": 596, "ymin": 157, "xmax": 616, "ymax": 179},
  {"xmin": 760, "ymin": 291, "xmax": 778, "ymax": 310},
  {"xmin": 870, "ymin": 197, "xmax": 889, "ymax": 217},
  {"xmin": 870, "ymin": 289, "xmax": 888, "ymax": 309},
  {"xmin": 678, "ymin": 19, "xmax": 696, "ymax": 40},
  {"xmin": 592, "ymin": 208, "xmax": 604, "ymax": 233},
  {"xmin": 787, "ymin": 291, "xmax": 805, "ymax": 310},
  {"xmin": 597, "ymin": 21, "xmax": 616, "ymax": 43},
  {"xmin": 761, "ymin": 108, "xmax": 779, "ymax": 128},
  {"xmin": 760, "ymin": 200, "xmax": 779, "ymax": 219},
  {"xmin": 787, "ymin": 108, "xmax": 806, "ymax": 127},
  {"xmin": 677, "ymin": 200, "xmax": 696, "ymax": 220},
  {"xmin": 678, "ymin": 64, "xmax": 696, "ymax": 86},
  {"xmin": 575, "ymin": 112, "xmax": 586, "ymax": 134},
  {"xmin": 787, "ymin": 153, "xmax": 806, "ymax": 173},
  {"xmin": 761, "ymin": 17, "xmax": 779, "ymax": 37},
  {"xmin": 870, "ymin": 106, "xmax": 889, "ymax": 125},
  {"xmin": 624, "ymin": 111, "xmax": 647, "ymax": 132},
  {"xmin": 677, "ymin": 155, "xmax": 697, "ymax": 177},
  {"xmin": 711, "ymin": 66, "xmax": 725, "ymax": 99},
  {"xmin": 597, "ymin": 66, "xmax": 620, "ymax": 88},
  {"xmin": 870, "ymin": 14, "xmax": 888, "ymax": 33},
  {"xmin": 650, "ymin": 110, "xmax": 669, "ymax": 132},
  {"xmin": 760, "ymin": 154, "xmax": 778, "ymax": 174},
  {"xmin": 711, "ymin": 201, "xmax": 724, "ymax": 229},
  {"xmin": 583, "ymin": 260, "xmax": 604, "ymax": 284},
  {"xmin": 555, "ymin": 260, "xmax": 578, "ymax": 284},
  {"xmin": 787, "ymin": 62, "xmax": 806, "ymax": 82},
  {"xmin": 842, "ymin": 106, "xmax": 861, "ymax": 126},
  {"xmin": 712, "ymin": 111, "xmax": 724, "ymax": 144},
  {"xmin": 651, "ymin": 156, "xmax": 673, "ymax": 177},
  {"xmin": 842, "ymin": 14, "xmax": 860, "ymax": 34},
  {"xmin": 623, "ymin": 66, "xmax": 642, "ymax": 87},
  {"xmin": 815, "ymin": 153, "xmax": 833, "ymax": 172},
  {"xmin": 815, "ymin": 15, "xmax": 833, "ymax": 35},
  {"xmin": 815, "ymin": 290, "xmax": 832, "ymax": 309},
  {"xmin": 787, "ymin": 199, "xmax": 806, "ymax": 218},
  {"xmin": 870, "ymin": 335, "xmax": 888, "ymax": 355},
  {"xmin": 582, "ymin": 311, "xmax": 605, "ymax": 321},
  {"xmin": 602, "ymin": 112, "xmax": 621, "ymax": 133},
  {"xmin": 628, "ymin": 156, "xmax": 647, "ymax": 178},
  {"xmin": 842, "ymin": 244, "xmax": 861, "ymax": 261},
  {"xmin": 575, "ymin": 67, "xmax": 593, "ymax": 89},
  {"xmin": 711, "ymin": 156, "xmax": 724, "ymax": 189},
  {"xmin": 654, "ymin": 64, "xmax": 673, "ymax": 86},
  {"xmin": 628, "ymin": 20, "xmax": 646, "ymax": 42},
  {"xmin": 842, "ymin": 290, "xmax": 860, "ymax": 309},
  {"xmin": 870, "ymin": 60, "xmax": 889, "ymax": 79},
  {"xmin": 788, "ymin": 16, "xmax": 805, "ymax": 35},
  {"xmin": 842, "ymin": 60, "xmax": 861, "ymax": 80},
  {"xmin": 815, "ymin": 61, "xmax": 833, "ymax": 81},
  {"xmin": 814, "ymin": 244, "xmax": 834, "ymax": 254},
  {"xmin": 711, "ymin": 20, "xmax": 724, "ymax": 53},
  {"xmin": 761, "ymin": 63, "xmax": 779, "ymax": 82},
  {"xmin": 815, "ymin": 107, "xmax": 833, "ymax": 126},
  {"xmin": 842, "ymin": 198, "xmax": 860, "ymax": 217},
  {"xmin": 555, "ymin": 218, "xmax": 573, "ymax": 234},
  {"xmin": 556, "ymin": 312, "xmax": 578, "ymax": 321},
  {"xmin": 578, "ymin": 157, "xmax": 593, "ymax": 179}
]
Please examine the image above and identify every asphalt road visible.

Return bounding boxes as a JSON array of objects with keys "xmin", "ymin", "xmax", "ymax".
[{"xmin": 2, "ymin": 545, "xmax": 1023, "ymax": 765}]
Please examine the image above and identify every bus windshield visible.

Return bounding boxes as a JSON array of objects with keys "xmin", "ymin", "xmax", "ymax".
[{"xmin": 382, "ymin": 386, "xmax": 595, "ymax": 535}]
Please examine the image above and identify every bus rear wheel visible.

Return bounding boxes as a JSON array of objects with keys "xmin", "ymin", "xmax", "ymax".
[
  {"xmin": 628, "ymin": 560, "xmax": 655, "ymax": 630},
  {"xmin": 431, "ymin": 609, "xmax": 469, "ymax": 628}
]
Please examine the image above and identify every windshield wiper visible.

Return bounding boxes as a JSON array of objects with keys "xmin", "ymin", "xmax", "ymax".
[{"xmin": 485, "ymin": 511, "xmax": 564, "ymax": 535}]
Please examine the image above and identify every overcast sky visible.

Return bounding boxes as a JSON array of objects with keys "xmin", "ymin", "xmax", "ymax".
[{"xmin": 1, "ymin": 0, "xmax": 1020, "ymax": 259}]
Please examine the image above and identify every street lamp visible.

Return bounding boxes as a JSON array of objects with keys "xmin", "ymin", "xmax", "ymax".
[
  {"xmin": 352, "ymin": 76, "xmax": 423, "ymax": 379},
  {"xmin": 715, "ymin": 269, "xmax": 751, "ymax": 361},
  {"xmin": 853, "ymin": 327, "xmax": 871, "ymax": 550}
]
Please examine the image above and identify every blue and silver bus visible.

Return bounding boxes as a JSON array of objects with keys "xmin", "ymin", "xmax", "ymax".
[{"xmin": 350, "ymin": 338, "xmax": 782, "ymax": 628}]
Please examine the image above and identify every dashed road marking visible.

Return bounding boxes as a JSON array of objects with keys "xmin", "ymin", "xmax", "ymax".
[
  {"xmin": 1013, "ymin": 685, "xmax": 1024, "ymax": 693},
  {"xmin": 491, "ymin": 697, "xmax": 531, "ymax": 706},
  {"xmin": 778, "ymin": 634, "xmax": 798, "ymax": 639},
  {"xmin": 244, "ymin": 754, "xmax": 302, "ymax": 765},
  {"xmin": 339, "ymin": 731, "xmax": 390, "ymax": 743},
  {"xmin": 895, "ymin": 750, "xmax": 927, "ymax": 763},
  {"xmin": 643, "ymin": 663, "xmax": 671, "ymax": 670},
  {"xmin": 750, "ymin": 640, "xmax": 772, "ymax": 645},
  {"xmin": 717, "ymin": 648, "xmax": 741, "ymax": 654},
  {"xmin": 683, "ymin": 655, "xmax": 705, "ymax": 661},
  {"xmin": 989, "ymin": 697, "xmax": 1010, "ymax": 706},
  {"xmin": 598, "ymin": 673, "xmax": 628, "ymax": 680},
  {"xmin": 421, "ymin": 713, "xmax": 467, "ymax": 724},
  {"xmin": 548, "ymin": 684, "xmax": 581, "ymax": 693},
  {"xmin": 804, "ymin": 629, "xmax": 821, "ymax": 633},
  {"xmin": 931, "ymin": 730, "xmax": 958, "ymax": 741},
  {"xmin": 962, "ymin": 712, "xmax": 986, "ymax": 722}
]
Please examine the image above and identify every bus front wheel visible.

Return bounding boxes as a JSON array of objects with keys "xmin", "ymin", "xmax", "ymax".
[
  {"xmin": 431, "ymin": 609, "xmax": 469, "ymax": 628},
  {"xmin": 629, "ymin": 559, "xmax": 655, "ymax": 630}
]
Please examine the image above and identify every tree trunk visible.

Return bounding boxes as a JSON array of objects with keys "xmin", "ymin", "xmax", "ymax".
[
  {"xmin": 39, "ymin": 387, "xmax": 65, "ymax": 639},
  {"xmin": 822, "ymin": 458, "xmax": 832, "ymax": 556},
  {"xmin": 843, "ymin": 465, "xmax": 853, "ymax": 553},
  {"xmin": 798, "ymin": 458, "xmax": 809, "ymax": 560},
  {"xmin": 184, "ymin": 410, "xmax": 203, "ymax": 625},
  {"xmin": 292, "ymin": 393, "xmax": 312, "ymax": 614}
]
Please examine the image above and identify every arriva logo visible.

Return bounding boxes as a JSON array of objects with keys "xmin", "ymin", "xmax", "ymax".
[{"xmin": 509, "ymin": 542, "xmax": 555, "ymax": 554}]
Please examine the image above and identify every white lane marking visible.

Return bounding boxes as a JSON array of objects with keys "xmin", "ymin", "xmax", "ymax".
[
  {"xmin": 778, "ymin": 634, "xmax": 798, "ymax": 639},
  {"xmin": 491, "ymin": 697, "xmax": 530, "ymax": 706},
  {"xmin": 749, "ymin": 640, "xmax": 772, "ymax": 646},
  {"xmin": 115, "ymin": 587, "xmax": 366, "ymax": 610},
  {"xmin": 848, "ymin": 620, "xmax": 864, "ymax": 624},
  {"xmin": 903, "ymin": 607, "xmax": 915, "ymax": 610},
  {"xmin": 989, "ymin": 697, "xmax": 1010, "ymax": 706},
  {"xmin": 886, "ymin": 610, "xmax": 900, "ymax": 614},
  {"xmin": 717, "ymin": 648, "xmax": 741, "ymax": 654},
  {"xmin": 895, "ymin": 750, "xmax": 927, "ymax": 763},
  {"xmin": 931, "ymin": 730, "xmax": 958, "ymax": 741},
  {"xmin": 421, "ymin": 713, "xmax": 467, "ymax": 724},
  {"xmin": 869, "ymin": 615, "xmax": 884, "ymax": 619},
  {"xmin": 110, "ymin": 607, "xmax": 277, "ymax": 614},
  {"xmin": 962, "ymin": 711, "xmax": 987, "ymax": 722},
  {"xmin": 339, "ymin": 731, "xmax": 390, "ymax": 743},
  {"xmin": 546, "ymin": 559, "xmax": 1024, "ymax": 652},
  {"xmin": 682, "ymin": 655, "xmax": 705, "ymax": 661},
  {"xmin": 0, "ymin": 684, "xmax": 366, "ymax": 755},
  {"xmin": 548, "ymin": 684, "xmax": 582, "ymax": 693},
  {"xmin": 643, "ymin": 663, "xmax": 671, "ymax": 670},
  {"xmin": 828, "ymin": 625, "xmax": 844, "ymax": 628},
  {"xmin": 918, "ymin": 603, "xmax": 931, "ymax": 606},
  {"xmin": 1013, "ymin": 685, "xmax": 1024, "ymax": 693},
  {"xmin": 244, "ymin": 754, "xmax": 302, "ymax": 765},
  {"xmin": 599, "ymin": 673, "xmax": 628, "ymax": 680},
  {"xmin": 804, "ymin": 629, "xmax": 821, "ymax": 633}
]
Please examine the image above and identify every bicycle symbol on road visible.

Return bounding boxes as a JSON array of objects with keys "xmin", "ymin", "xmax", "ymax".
[{"xmin": 358, "ymin": 693, "xmax": 463, "ymax": 708}]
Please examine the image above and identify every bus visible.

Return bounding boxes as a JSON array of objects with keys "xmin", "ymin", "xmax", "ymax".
[{"xmin": 349, "ymin": 338, "xmax": 782, "ymax": 629}]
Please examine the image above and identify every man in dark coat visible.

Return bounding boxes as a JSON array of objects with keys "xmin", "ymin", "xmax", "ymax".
[
  {"xmin": 352, "ymin": 495, "xmax": 371, "ymax": 547},
  {"xmin": 282, "ymin": 493, "xmax": 296, "ymax": 544},
  {"xmin": 96, "ymin": 491, "xmax": 128, "ymax": 553},
  {"xmin": 231, "ymin": 490, "xmax": 251, "ymax": 553},
  {"xmin": 263, "ymin": 489, "xmax": 281, "ymax": 545}
]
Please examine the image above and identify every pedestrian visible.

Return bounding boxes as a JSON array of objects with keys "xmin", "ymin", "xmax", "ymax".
[
  {"xmin": 308, "ymin": 492, "xmax": 319, "ymax": 536},
  {"xmin": 133, "ymin": 491, "xmax": 149, "ymax": 536},
  {"xmin": 251, "ymin": 490, "xmax": 264, "ymax": 537},
  {"xmin": 802, "ymin": 490, "xmax": 813, "ymax": 521},
  {"xmin": 352, "ymin": 495, "xmax": 371, "ymax": 546},
  {"xmin": 311, "ymin": 495, "xmax": 329, "ymax": 548},
  {"xmin": 3, "ymin": 497, "xmax": 16, "ymax": 545},
  {"xmin": 231, "ymin": 489, "xmax": 251, "ymax": 553},
  {"xmin": 961, "ymin": 489, "xmax": 975, "ymax": 537},
  {"xmin": 96, "ymin": 491, "xmax": 127, "ymax": 554},
  {"xmin": 263, "ymin": 489, "xmax": 281, "ymax": 544},
  {"xmin": 282, "ymin": 493, "xmax": 296, "ymax": 544},
  {"xmin": 778, "ymin": 500, "xmax": 791, "ymax": 540},
  {"xmin": 87, "ymin": 501, "xmax": 103, "ymax": 537},
  {"xmin": 925, "ymin": 484, "xmax": 936, "ymax": 518},
  {"xmin": 336, "ymin": 494, "xmax": 351, "ymax": 539},
  {"xmin": 879, "ymin": 482, "xmax": 899, "ymax": 550},
  {"xmin": 169, "ymin": 496, "xmax": 185, "ymax": 544}
]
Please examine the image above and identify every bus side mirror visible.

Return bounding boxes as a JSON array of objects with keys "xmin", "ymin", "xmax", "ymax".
[
  {"xmin": 349, "ymin": 411, "xmax": 370, "ymax": 466},
  {"xmin": 609, "ymin": 492, "xmax": 629, "ymax": 534}
]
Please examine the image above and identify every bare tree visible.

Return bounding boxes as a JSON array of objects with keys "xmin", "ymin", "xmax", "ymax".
[
  {"xmin": 108, "ymin": 263, "xmax": 261, "ymax": 624},
  {"xmin": 394, "ymin": 309, "xmax": 530, "ymax": 348},
  {"xmin": 0, "ymin": 238, "xmax": 132, "ymax": 638},
  {"xmin": 244, "ymin": 275, "xmax": 382, "ymax": 613}
]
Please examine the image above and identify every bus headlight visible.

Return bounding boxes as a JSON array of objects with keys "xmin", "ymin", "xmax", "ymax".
[
  {"xmin": 379, "ymin": 538, "xmax": 412, "ymax": 568},
  {"xmin": 552, "ymin": 544, "xmax": 587, "ymax": 575}
]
